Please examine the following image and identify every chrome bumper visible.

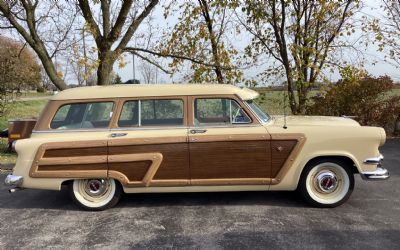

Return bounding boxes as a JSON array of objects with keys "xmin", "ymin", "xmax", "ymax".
[
  {"xmin": 361, "ymin": 154, "xmax": 390, "ymax": 180},
  {"xmin": 360, "ymin": 167, "xmax": 390, "ymax": 180},
  {"xmin": 4, "ymin": 174, "xmax": 23, "ymax": 186}
]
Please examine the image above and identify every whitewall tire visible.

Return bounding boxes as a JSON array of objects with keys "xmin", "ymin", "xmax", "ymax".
[
  {"xmin": 69, "ymin": 179, "xmax": 122, "ymax": 211},
  {"xmin": 298, "ymin": 159, "xmax": 354, "ymax": 208}
]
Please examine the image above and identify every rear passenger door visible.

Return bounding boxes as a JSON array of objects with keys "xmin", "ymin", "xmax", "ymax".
[{"xmin": 107, "ymin": 97, "xmax": 190, "ymax": 188}]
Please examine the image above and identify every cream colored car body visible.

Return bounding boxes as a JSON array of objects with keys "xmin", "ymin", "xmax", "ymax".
[{"xmin": 7, "ymin": 84, "xmax": 386, "ymax": 194}]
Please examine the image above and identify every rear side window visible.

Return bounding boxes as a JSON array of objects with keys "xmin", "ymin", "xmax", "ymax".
[
  {"xmin": 50, "ymin": 102, "xmax": 114, "ymax": 129},
  {"xmin": 118, "ymin": 99, "xmax": 184, "ymax": 127}
]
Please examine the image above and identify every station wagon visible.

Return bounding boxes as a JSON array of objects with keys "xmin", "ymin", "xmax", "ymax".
[{"xmin": 5, "ymin": 84, "xmax": 389, "ymax": 210}]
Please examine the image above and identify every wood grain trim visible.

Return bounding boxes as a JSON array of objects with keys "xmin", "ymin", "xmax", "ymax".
[
  {"xmin": 108, "ymin": 136, "xmax": 188, "ymax": 146},
  {"xmin": 191, "ymin": 178, "xmax": 271, "ymax": 186},
  {"xmin": 270, "ymin": 133, "xmax": 307, "ymax": 185},
  {"xmin": 29, "ymin": 140, "xmax": 108, "ymax": 178},
  {"xmin": 189, "ymin": 133, "xmax": 268, "ymax": 143},
  {"xmin": 108, "ymin": 153, "xmax": 163, "ymax": 187}
]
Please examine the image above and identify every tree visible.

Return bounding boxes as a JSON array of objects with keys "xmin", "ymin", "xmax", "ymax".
[
  {"xmin": 139, "ymin": 60, "xmax": 159, "ymax": 84},
  {"xmin": 126, "ymin": 0, "xmax": 242, "ymax": 84},
  {"xmin": 371, "ymin": 0, "xmax": 400, "ymax": 68},
  {"xmin": 0, "ymin": 1, "xmax": 79, "ymax": 90},
  {"xmin": 240, "ymin": 0, "xmax": 361, "ymax": 114},
  {"xmin": 0, "ymin": 35, "xmax": 41, "ymax": 115},
  {"xmin": 0, "ymin": 0, "xmax": 159, "ymax": 90}
]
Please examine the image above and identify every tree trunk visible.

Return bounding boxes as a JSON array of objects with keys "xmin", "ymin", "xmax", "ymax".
[
  {"xmin": 36, "ymin": 50, "xmax": 68, "ymax": 90},
  {"xmin": 97, "ymin": 51, "xmax": 114, "ymax": 86}
]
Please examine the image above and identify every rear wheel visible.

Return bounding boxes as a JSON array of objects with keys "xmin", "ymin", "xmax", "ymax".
[
  {"xmin": 69, "ymin": 178, "xmax": 122, "ymax": 211},
  {"xmin": 298, "ymin": 159, "xmax": 354, "ymax": 208}
]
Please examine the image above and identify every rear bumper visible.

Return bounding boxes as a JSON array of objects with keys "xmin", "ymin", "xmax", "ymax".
[
  {"xmin": 361, "ymin": 154, "xmax": 390, "ymax": 180},
  {"xmin": 4, "ymin": 174, "xmax": 23, "ymax": 186}
]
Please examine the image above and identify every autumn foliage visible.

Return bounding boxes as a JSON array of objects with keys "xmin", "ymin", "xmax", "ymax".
[
  {"xmin": 306, "ymin": 70, "xmax": 400, "ymax": 134},
  {"xmin": 0, "ymin": 36, "xmax": 41, "ymax": 115}
]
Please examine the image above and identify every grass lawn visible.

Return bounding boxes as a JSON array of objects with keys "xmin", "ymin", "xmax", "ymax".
[{"xmin": 0, "ymin": 99, "xmax": 48, "ymax": 130}]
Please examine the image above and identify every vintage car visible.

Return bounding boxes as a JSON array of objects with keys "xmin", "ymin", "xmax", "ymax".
[{"xmin": 4, "ymin": 84, "xmax": 389, "ymax": 210}]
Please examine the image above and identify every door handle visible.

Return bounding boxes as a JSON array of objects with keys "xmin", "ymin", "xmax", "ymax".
[
  {"xmin": 110, "ymin": 133, "xmax": 127, "ymax": 138},
  {"xmin": 190, "ymin": 129, "xmax": 207, "ymax": 134}
]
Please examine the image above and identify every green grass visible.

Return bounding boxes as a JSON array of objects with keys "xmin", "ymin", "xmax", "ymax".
[
  {"xmin": 0, "ymin": 138, "xmax": 16, "ymax": 164},
  {"xmin": 0, "ymin": 99, "xmax": 48, "ymax": 130}
]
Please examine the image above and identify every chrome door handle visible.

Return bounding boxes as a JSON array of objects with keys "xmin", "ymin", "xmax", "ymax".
[
  {"xmin": 110, "ymin": 133, "xmax": 127, "ymax": 138},
  {"xmin": 190, "ymin": 129, "xmax": 207, "ymax": 134}
]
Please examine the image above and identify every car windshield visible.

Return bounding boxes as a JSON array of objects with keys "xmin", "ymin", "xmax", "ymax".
[{"xmin": 246, "ymin": 99, "xmax": 271, "ymax": 123}]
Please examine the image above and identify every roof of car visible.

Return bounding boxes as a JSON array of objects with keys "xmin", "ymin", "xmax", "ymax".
[{"xmin": 51, "ymin": 84, "xmax": 259, "ymax": 101}]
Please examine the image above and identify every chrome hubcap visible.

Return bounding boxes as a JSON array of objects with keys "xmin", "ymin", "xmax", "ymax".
[
  {"xmin": 84, "ymin": 179, "xmax": 108, "ymax": 197},
  {"xmin": 314, "ymin": 171, "xmax": 338, "ymax": 194}
]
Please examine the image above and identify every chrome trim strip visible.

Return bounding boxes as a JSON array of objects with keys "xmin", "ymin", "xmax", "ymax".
[
  {"xmin": 5, "ymin": 175, "xmax": 23, "ymax": 186},
  {"xmin": 360, "ymin": 167, "xmax": 390, "ymax": 181},
  {"xmin": 364, "ymin": 154, "xmax": 384, "ymax": 165}
]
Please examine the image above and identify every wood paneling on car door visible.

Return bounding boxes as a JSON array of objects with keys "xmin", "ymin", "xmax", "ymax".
[
  {"xmin": 29, "ymin": 140, "xmax": 108, "ymax": 178},
  {"xmin": 108, "ymin": 143, "xmax": 189, "ymax": 180},
  {"xmin": 107, "ymin": 135, "xmax": 190, "ymax": 187},
  {"xmin": 271, "ymin": 140, "xmax": 298, "ymax": 177},
  {"xmin": 190, "ymin": 140, "xmax": 271, "ymax": 179}
]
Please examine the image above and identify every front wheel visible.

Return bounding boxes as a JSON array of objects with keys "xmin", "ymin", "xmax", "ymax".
[
  {"xmin": 69, "ymin": 178, "xmax": 122, "ymax": 211},
  {"xmin": 298, "ymin": 159, "xmax": 354, "ymax": 208}
]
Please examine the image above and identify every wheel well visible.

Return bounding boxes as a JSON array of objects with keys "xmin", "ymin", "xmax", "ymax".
[{"xmin": 304, "ymin": 156, "xmax": 359, "ymax": 174}]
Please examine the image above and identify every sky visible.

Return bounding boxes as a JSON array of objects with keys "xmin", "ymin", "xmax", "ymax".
[{"xmin": 114, "ymin": 0, "xmax": 400, "ymax": 85}]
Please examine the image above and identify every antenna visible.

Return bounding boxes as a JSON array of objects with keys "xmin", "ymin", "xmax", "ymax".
[{"xmin": 283, "ymin": 89, "xmax": 288, "ymax": 129}]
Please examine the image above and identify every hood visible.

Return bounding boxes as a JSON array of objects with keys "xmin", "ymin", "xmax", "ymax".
[{"xmin": 271, "ymin": 115, "xmax": 360, "ymax": 127}]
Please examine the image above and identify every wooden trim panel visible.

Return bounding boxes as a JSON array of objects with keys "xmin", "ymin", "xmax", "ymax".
[
  {"xmin": 108, "ymin": 153, "xmax": 163, "ymax": 187},
  {"xmin": 29, "ymin": 140, "xmax": 108, "ymax": 178},
  {"xmin": 108, "ymin": 136, "xmax": 188, "ymax": 146},
  {"xmin": 189, "ymin": 133, "xmax": 268, "ymax": 143},
  {"xmin": 270, "ymin": 133, "xmax": 306, "ymax": 184}
]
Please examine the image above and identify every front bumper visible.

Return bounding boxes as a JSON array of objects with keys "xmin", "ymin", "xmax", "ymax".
[
  {"xmin": 4, "ymin": 174, "xmax": 23, "ymax": 186},
  {"xmin": 360, "ymin": 154, "xmax": 390, "ymax": 180}
]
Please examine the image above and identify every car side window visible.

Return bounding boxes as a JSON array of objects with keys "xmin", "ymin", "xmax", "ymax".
[
  {"xmin": 118, "ymin": 99, "xmax": 184, "ymax": 127},
  {"xmin": 194, "ymin": 98, "xmax": 251, "ymax": 125},
  {"xmin": 118, "ymin": 101, "xmax": 139, "ymax": 127},
  {"xmin": 50, "ymin": 102, "xmax": 114, "ymax": 129}
]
